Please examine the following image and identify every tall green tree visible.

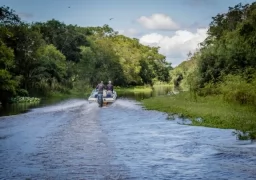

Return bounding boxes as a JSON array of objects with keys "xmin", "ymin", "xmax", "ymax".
[
  {"xmin": 0, "ymin": 41, "xmax": 18, "ymax": 105},
  {"xmin": 197, "ymin": 2, "xmax": 256, "ymax": 86}
]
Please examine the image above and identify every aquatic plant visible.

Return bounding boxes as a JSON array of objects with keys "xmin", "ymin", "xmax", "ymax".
[
  {"xmin": 9, "ymin": 96, "xmax": 41, "ymax": 103},
  {"xmin": 142, "ymin": 92, "xmax": 256, "ymax": 140}
]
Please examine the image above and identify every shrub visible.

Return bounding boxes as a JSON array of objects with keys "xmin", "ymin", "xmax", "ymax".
[
  {"xmin": 197, "ymin": 82, "xmax": 220, "ymax": 96},
  {"xmin": 16, "ymin": 89, "xmax": 29, "ymax": 97},
  {"xmin": 219, "ymin": 74, "xmax": 256, "ymax": 105}
]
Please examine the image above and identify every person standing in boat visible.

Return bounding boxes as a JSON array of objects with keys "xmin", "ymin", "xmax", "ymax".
[
  {"xmin": 106, "ymin": 80, "xmax": 114, "ymax": 97},
  {"xmin": 96, "ymin": 81, "xmax": 105, "ymax": 95}
]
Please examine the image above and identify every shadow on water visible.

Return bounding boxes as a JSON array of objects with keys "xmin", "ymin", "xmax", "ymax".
[
  {"xmin": 0, "ymin": 86, "xmax": 173, "ymax": 117},
  {"xmin": 0, "ymin": 102, "xmax": 40, "ymax": 116}
]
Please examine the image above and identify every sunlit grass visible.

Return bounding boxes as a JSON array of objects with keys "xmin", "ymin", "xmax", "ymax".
[
  {"xmin": 115, "ymin": 86, "xmax": 153, "ymax": 93},
  {"xmin": 142, "ymin": 92, "xmax": 256, "ymax": 140},
  {"xmin": 153, "ymin": 84, "xmax": 173, "ymax": 87}
]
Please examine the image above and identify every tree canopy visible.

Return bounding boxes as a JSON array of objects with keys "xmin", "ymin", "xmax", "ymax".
[
  {"xmin": 173, "ymin": 2, "xmax": 256, "ymax": 108},
  {"xmin": 0, "ymin": 6, "xmax": 171, "ymax": 104}
]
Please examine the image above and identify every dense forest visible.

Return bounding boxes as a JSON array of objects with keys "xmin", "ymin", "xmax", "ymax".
[
  {"xmin": 0, "ymin": 6, "xmax": 172, "ymax": 105},
  {"xmin": 172, "ymin": 2, "xmax": 256, "ymax": 107}
]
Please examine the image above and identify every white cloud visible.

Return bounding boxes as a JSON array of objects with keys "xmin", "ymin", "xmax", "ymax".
[
  {"xmin": 117, "ymin": 28, "xmax": 138, "ymax": 38},
  {"xmin": 139, "ymin": 28, "xmax": 208, "ymax": 67},
  {"xmin": 137, "ymin": 14, "xmax": 179, "ymax": 30}
]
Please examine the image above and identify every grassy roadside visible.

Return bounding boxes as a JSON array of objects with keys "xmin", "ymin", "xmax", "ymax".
[{"xmin": 141, "ymin": 92, "xmax": 256, "ymax": 140}]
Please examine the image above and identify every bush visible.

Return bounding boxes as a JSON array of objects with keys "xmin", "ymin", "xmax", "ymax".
[
  {"xmin": 197, "ymin": 82, "xmax": 220, "ymax": 96},
  {"xmin": 9, "ymin": 96, "xmax": 41, "ymax": 103},
  {"xmin": 16, "ymin": 89, "xmax": 29, "ymax": 97},
  {"xmin": 219, "ymin": 74, "xmax": 256, "ymax": 105}
]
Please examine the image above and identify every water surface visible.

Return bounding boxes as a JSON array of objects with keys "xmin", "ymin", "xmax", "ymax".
[
  {"xmin": 0, "ymin": 85, "xmax": 172, "ymax": 116},
  {"xmin": 0, "ymin": 98, "xmax": 255, "ymax": 179}
]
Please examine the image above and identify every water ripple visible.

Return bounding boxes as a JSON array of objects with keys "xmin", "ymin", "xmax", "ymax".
[{"xmin": 0, "ymin": 98, "xmax": 255, "ymax": 179}]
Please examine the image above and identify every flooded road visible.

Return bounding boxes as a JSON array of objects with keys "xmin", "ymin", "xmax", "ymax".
[{"xmin": 0, "ymin": 98, "xmax": 256, "ymax": 179}]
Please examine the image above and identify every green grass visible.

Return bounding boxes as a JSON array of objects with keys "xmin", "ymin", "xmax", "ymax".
[
  {"xmin": 115, "ymin": 86, "xmax": 153, "ymax": 93},
  {"xmin": 49, "ymin": 86, "xmax": 153, "ymax": 99},
  {"xmin": 142, "ymin": 92, "xmax": 256, "ymax": 140},
  {"xmin": 153, "ymin": 83, "xmax": 173, "ymax": 87},
  {"xmin": 49, "ymin": 89, "xmax": 89, "ymax": 98}
]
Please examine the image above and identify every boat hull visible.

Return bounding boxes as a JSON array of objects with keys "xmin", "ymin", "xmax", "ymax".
[{"xmin": 88, "ymin": 90, "xmax": 117, "ymax": 103}]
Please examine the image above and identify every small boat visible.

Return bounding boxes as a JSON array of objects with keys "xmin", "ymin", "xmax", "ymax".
[{"xmin": 88, "ymin": 89, "xmax": 117, "ymax": 104}]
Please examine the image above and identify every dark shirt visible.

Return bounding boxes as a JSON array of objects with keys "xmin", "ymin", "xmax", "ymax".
[
  {"xmin": 106, "ymin": 84, "xmax": 113, "ymax": 92},
  {"xmin": 96, "ymin": 83, "xmax": 105, "ymax": 94}
]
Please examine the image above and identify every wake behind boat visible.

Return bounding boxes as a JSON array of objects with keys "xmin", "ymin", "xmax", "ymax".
[{"xmin": 88, "ymin": 89, "xmax": 117, "ymax": 105}]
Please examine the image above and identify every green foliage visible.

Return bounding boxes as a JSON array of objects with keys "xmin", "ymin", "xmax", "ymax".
[
  {"xmin": 197, "ymin": 82, "xmax": 220, "ymax": 97},
  {"xmin": 0, "ymin": 69, "xmax": 17, "ymax": 93},
  {"xmin": 0, "ymin": 6, "xmax": 20, "ymax": 25},
  {"xmin": 0, "ymin": 40, "xmax": 15, "ymax": 69},
  {"xmin": 111, "ymin": 35, "xmax": 142, "ymax": 84},
  {"xmin": 176, "ymin": 2, "xmax": 256, "ymax": 104},
  {"xmin": 170, "ymin": 53, "xmax": 198, "ymax": 91},
  {"xmin": 197, "ymin": 2, "xmax": 256, "ymax": 86},
  {"xmin": 166, "ymin": 2, "xmax": 256, "ymax": 140},
  {"xmin": 38, "ymin": 44, "xmax": 67, "ymax": 82},
  {"xmin": 77, "ymin": 34, "xmax": 171, "ymax": 87},
  {"xmin": 78, "ymin": 42, "xmax": 123, "ymax": 86},
  {"xmin": 111, "ymin": 35, "xmax": 171, "ymax": 85},
  {"xmin": 219, "ymin": 74, "xmax": 256, "ymax": 105},
  {"xmin": 9, "ymin": 96, "xmax": 40, "ymax": 103},
  {"xmin": 0, "ymin": 5, "xmax": 171, "ymax": 105},
  {"xmin": 32, "ymin": 20, "xmax": 88, "ymax": 63},
  {"xmin": 0, "ymin": 69, "xmax": 19, "ymax": 105},
  {"xmin": 0, "ymin": 40, "xmax": 19, "ymax": 105},
  {"xmin": 16, "ymin": 89, "xmax": 29, "ymax": 97}
]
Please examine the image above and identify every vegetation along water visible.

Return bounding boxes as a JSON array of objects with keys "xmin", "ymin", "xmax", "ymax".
[{"xmin": 1, "ymin": 2, "xmax": 256, "ymax": 140}]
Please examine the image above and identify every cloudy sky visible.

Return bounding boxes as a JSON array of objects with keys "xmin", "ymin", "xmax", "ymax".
[{"xmin": 2, "ymin": 0, "xmax": 255, "ymax": 66}]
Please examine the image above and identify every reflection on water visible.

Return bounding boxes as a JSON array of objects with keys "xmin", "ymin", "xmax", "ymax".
[
  {"xmin": 0, "ymin": 97, "xmax": 73, "ymax": 117},
  {"xmin": 0, "ymin": 102, "xmax": 40, "ymax": 116},
  {"xmin": 0, "ymin": 86, "xmax": 173, "ymax": 117}
]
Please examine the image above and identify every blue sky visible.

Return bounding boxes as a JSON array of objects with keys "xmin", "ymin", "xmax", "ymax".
[{"xmin": 2, "ymin": 0, "xmax": 255, "ymax": 66}]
